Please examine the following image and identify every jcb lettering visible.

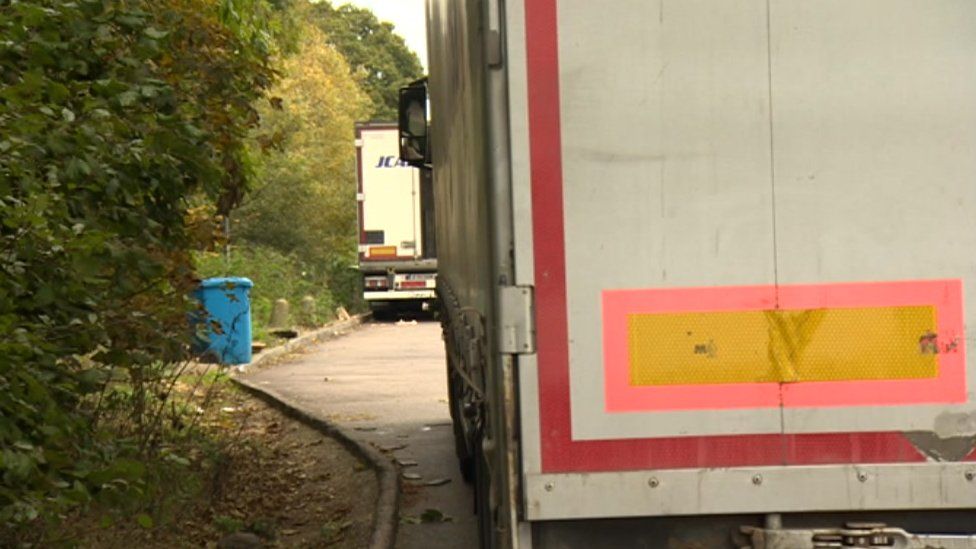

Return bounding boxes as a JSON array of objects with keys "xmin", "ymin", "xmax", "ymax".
[{"xmin": 374, "ymin": 156, "xmax": 409, "ymax": 168}]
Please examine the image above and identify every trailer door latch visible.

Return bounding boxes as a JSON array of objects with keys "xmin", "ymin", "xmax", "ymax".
[{"xmin": 499, "ymin": 286, "xmax": 535, "ymax": 355}]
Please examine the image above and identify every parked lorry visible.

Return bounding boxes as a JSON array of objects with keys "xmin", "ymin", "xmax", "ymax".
[
  {"xmin": 355, "ymin": 122, "xmax": 436, "ymax": 314},
  {"xmin": 399, "ymin": 1, "xmax": 976, "ymax": 547}
]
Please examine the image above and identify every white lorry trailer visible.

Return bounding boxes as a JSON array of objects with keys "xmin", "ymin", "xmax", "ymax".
[
  {"xmin": 398, "ymin": 1, "xmax": 976, "ymax": 547},
  {"xmin": 355, "ymin": 122, "xmax": 436, "ymax": 313}
]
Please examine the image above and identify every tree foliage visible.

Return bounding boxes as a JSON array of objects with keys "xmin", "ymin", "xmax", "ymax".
[
  {"xmin": 310, "ymin": 1, "xmax": 424, "ymax": 119},
  {"xmin": 0, "ymin": 0, "xmax": 419, "ymax": 537},
  {"xmin": 230, "ymin": 21, "xmax": 370, "ymax": 309},
  {"xmin": 0, "ymin": 0, "xmax": 280, "ymax": 533}
]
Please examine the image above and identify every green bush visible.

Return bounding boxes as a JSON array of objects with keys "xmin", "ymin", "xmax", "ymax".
[
  {"xmin": 0, "ymin": 0, "xmax": 280, "ymax": 537},
  {"xmin": 0, "ymin": 0, "xmax": 408, "ymax": 539}
]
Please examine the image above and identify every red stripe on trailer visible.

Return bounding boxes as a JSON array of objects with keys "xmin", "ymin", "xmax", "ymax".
[
  {"xmin": 525, "ymin": 0, "xmax": 933, "ymax": 473},
  {"xmin": 784, "ymin": 433, "xmax": 926, "ymax": 465}
]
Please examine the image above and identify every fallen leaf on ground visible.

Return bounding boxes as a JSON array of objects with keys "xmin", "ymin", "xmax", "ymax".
[{"xmin": 420, "ymin": 509, "xmax": 453, "ymax": 523}]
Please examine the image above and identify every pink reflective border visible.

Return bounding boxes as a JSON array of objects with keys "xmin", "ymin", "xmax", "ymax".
[{"xmin": 602, "ymin": 280, "xmax": 966, "ymax": 412}]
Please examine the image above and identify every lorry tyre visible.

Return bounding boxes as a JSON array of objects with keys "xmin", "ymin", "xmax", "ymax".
[
  {"xmin": 447, "ymin": 363, "xmax": 476, "ymax": 483},
  {"xmin": 474, "ymin": 432, "xmax": 495, "ymax": 549},
  {"xmin": 368, "ymin": 303, "xmax": 389, "ymax": 322}
]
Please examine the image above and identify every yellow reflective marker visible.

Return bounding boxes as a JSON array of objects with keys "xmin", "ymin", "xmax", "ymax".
[
  {"xmin": 368, "ymin": 246, "xmax": 397, "ymax": 258},
  {"xmin": 628, "ymin": 306, "xmax": 938, "ymax": 386}
]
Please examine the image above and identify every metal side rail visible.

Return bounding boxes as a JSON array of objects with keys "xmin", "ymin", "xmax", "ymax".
[{"xmin": 739, "ymin": 523, "xmax": 976, "ymax": 549}]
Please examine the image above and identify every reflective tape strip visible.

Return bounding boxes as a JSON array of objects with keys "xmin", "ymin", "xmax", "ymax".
[
  {"xmin": 368, "ymin": 246, "xmax": 397, "ymax": 258},
  {"xmin": 627, "ymin": 305, "xmax": 939, "ymax": 386},
  {"xmin": 363, "ymin": 290, "xmax": 435, "ymax": 301},
  {"xmin": 602, "ymin": 280, "xmax": 965, "ymax": 412}
]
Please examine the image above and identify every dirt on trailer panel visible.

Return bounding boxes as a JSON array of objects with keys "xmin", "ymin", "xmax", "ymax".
[{"xmin": 61, "ymin": 385, "xmax": 377, "ymax": 548}]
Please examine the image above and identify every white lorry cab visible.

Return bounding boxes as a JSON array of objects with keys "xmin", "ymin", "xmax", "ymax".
[
  {"xmin": 355, "ymin": 122, "xmax": 437, "ymax": 314},
  {"xmin": 399, "ymin": 1, "xmax": 976, "ymax": 548}
]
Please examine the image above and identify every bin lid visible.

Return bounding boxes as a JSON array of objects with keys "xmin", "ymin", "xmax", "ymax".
[{"xmin": 200, "ymin": 277, "xmax": 253, "ymax": 289}]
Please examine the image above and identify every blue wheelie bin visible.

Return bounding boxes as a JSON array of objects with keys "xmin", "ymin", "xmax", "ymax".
[{"xmin": 192, "ymin": 277, "xmax": 253, "ymax": 365}]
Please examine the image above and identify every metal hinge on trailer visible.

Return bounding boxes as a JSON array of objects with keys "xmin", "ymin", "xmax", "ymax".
[
  {"xmin": 739, "ymin": 522, "xmax": 976, "ymax": 549},
  {"xmin": 499, "ymin": 286, "xmax": 535, "ymax": 354}
]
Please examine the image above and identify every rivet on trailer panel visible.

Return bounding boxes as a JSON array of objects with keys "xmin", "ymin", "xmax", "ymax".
[
  {"xmin": 966, "ymin": 470, "xmax": 976, "ymax": 481},
  {"xmin": 647, "ymin": 477, "xmax": 660, "ymax": 488},
  {"xmin": 752, "ymin": 474, "xmax": 763, "ymax": 486},
  {"xmin": 857, "ymin": 471, "xmax": 869, "ymax": 483},
  {"xmin": 544, "ymin": 482, "xmax": 554, "ymax": 492}
]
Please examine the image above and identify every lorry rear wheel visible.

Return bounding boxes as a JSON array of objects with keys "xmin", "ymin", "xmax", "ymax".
[
  {"xmin": 447, "ymin": 365, "xmax": 476, "ymax": 483},
  {"xmin": 474, "ymin": 435, "xmax": 495, "ymax": 549},
  {"xmin": 455, "ymin": 427, "xmax": 476, "ymax": 483},
  {"xmin": 368, "ymin": 303, "xmax": 391, "ymax": 321}
]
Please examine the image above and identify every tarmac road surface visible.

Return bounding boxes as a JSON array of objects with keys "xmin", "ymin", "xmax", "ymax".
[{"xmin": 246, "ymin": 320, "xmax": 478, "ymax": 549}]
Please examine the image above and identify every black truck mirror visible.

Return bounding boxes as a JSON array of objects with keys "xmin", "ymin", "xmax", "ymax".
[{"xmin": 398, "ymin": 79, "xmax": 430, "ymax": 167}]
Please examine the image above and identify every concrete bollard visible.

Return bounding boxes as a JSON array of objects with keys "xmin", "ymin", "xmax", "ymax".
[
  {"xmin": 268, "ymin": 298, "xmax": 290, "ymax": 329},
  {"xmin": 299, "ymin": 295, "xmax": 317, "ymax": 327}
]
